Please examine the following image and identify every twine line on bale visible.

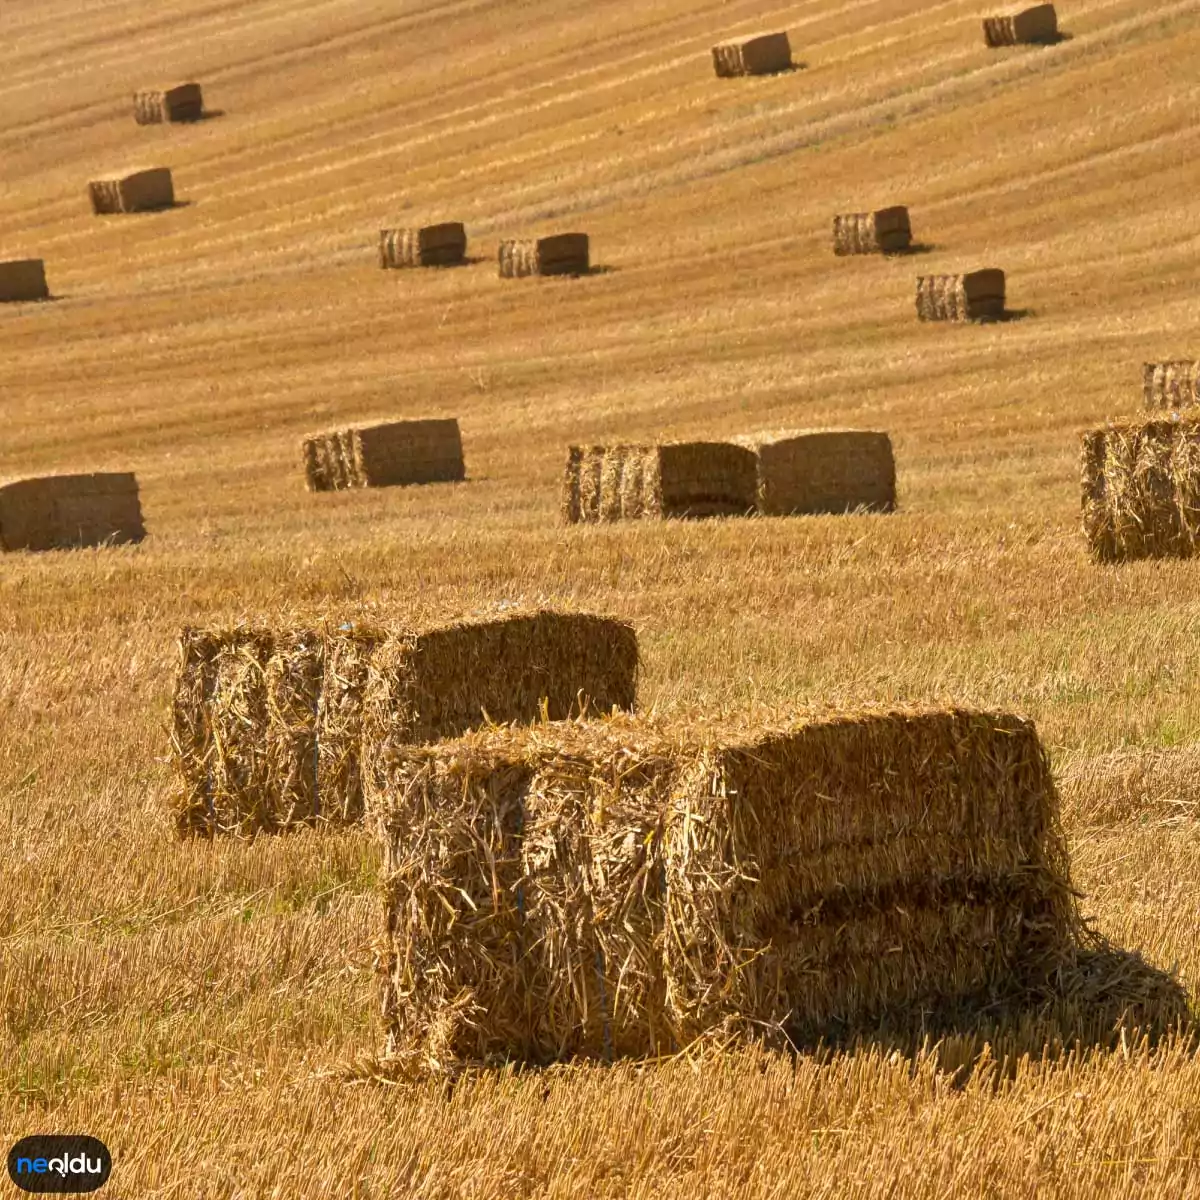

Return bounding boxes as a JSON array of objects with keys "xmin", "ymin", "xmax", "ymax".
[
  {"xmin": 88, "ymin": 167, "xmax": 175, "ymax": 214},
  {"xmin": 0, "ymin": 259, "xmax": 49, "ymax": 303},
  {"xmin": 916, "ymin": 270, "xmax": 1006, "ymax": 322},
  {"xmin": 832, "ymin": 207, "xmax": 911, "ymax": 255},
  {"xmin": 1143, "ymin": 361, "xmax": 1200, "ymax": 411},
  {"xmin": 302, "ymin": 419, "xmax": 465, "ymax": 492},
  {"xmin": 0, "ymin": 473, "xmax": 145, "ymax": 552},
  {"xmin": 711, "ymin": 32, "xmax": 792, "ymax": 78},
  {"xmin": 498, "ymin": 234, "xmax": 589, "ymax": 279},
  {"xmin": 983, "ymin": 4, "xmax": 1059, "ymax": 47},
  {"xmin": 133, "ymin": 83, "xmax": 203, "ymax": 124},
  {"xmin": 379, "ymin": 224, "xmax": 467, "ymax": 269}
]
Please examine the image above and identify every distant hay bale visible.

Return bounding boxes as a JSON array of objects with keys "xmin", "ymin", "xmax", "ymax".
[
  {"xmin": 374, "ymin": 708, "xmax": 1079, "ymax": 1075},
  {"xmin": 88, "ymin": 167, "xmax": 175, "ymax": 214},
  {"xmin": 0, "ymin": 259, "xmax": 49, "ymax": 303},
  {"xmin": 498, "ymin": 234, "xmax": 589, "ymax": 278},
  {"xmin": 983, "ymin": 4, "xmax": 1058, "ymax": 46},
  {"xmin": 379, "ymin": 223, "xmax": 467, "ymax": 269},
  {"xmin": 302, "ymin": 419, "xmax": 464, "ymax": 492},
  {"xmin": 1143, "ymin": 362, "xmax": 1200, "ymax": 411},
  {"xmin": 1081, "ymin": 419, "xmax": 1200, "ymax": 562},
  {"xmin": 711, "ymin": 31, "xmax": 792, "ymax": 77},
  {"xmin": 832, "ymin": 207, "xmax": 911, "ymax": 255},
  {"xmin": 170, "ymin": 610, "xmax": 638, "ymax": 837},
  {"xmin": 916, "ymin": 270, "xmax": 1005, "ymax": 322},
  {"xmin": 133, "ymin": 83, "xmax": 203, "ymax": 124},
  {"xmin": 735, "ymin": 429, "xmax": 896, "ymax": 515},
  {"xmin": 0, "ymin": 473, "xmax": 144, "ymax": 552},
  {"xmin": 561, "ymin": 442, "xmax": 758, "ymax": 523}
]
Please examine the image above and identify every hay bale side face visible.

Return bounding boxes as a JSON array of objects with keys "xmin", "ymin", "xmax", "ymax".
[
  {"xmin": 1013, "ymin": 4, "xmax": 1058, "ymax": 42},
  {"xmin": 88, "ymin": 180, "xmax": 124, "ymax": 215},
  {"xmin": 379, "ymin": 224, "xmax": 466, "ymax": 268},
  {"xmin": 562, "ymin": 445, "xmax": 659, "ymax": 523},
  {"xmin": 133, "ymin": 91, "xmax": 165, "ymax": 124},
  {"xmin": 711, "ymin": 43, "xmax": 746, "ymax": 77},
  {"xmin": 748, "ymin": 430, "xmax": 896, "ymax": 515},
  {"xmin": 1143, "ymin": 362, "xmax": 1200, "ymax": 411},
  {"xmin": 0, "ymin": 259, "xmax": 49, "ymax": 302},
  {"xmin": 163, "ymin": 83, "xmax": 203, "ymax": 121},
  {"xmin": 355, "ymin": 419, "xmax": 465, "ymax": 487},
  {"xmin": 657, "ymin": 442, "xmax": 757, "ymax": 517},
  {"xmin": 0, "ymin": 473, "xmax": 144, "ymax": 553},
  {"xmin": 916, "ymin": 271, "xmax": 1005, "ymax": 321}
]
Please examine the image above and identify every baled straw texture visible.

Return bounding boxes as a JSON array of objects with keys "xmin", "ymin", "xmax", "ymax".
[
  {"xmin": 832, "ymin": 207, "xmax": 911, "ymax": 255},
  {"xmin": 0, "ymin": 472, "xmax": 144, "ymax": 552},
  {"xmin": 88, "ymin": 167, "xmax": 175, "ymax": 214},
  {"xmin": 302, "ymin": 419, "xmax": 465, "ymax": 491},
  {"xmin": 498, "ymin": 234, "xmax": 589, "ymax": 278},
  {"xmin": 133, "ymin": 83, "xmax": 203, "ymax": 124},
  {"xmin": 983, "ymin": 4, "xmax": 1058, "ymax": 46},
  {"xmin": 711, "ymin": 32, "xmax": 792, "ymax": 78},
  {"xmin": 0, "ymin": 259, "xmax": 49, "ymax": 303},
  {"xmin": 915, "ymin": 270, "xmax": 1006, "ymax": 322},
  {"xmin": 375, "ymin": 708, "xmax": 1080, "ymax": 1077},
  {"xmin": 379, "ymin": 224, "xmax": 466, "ymax": 269},
  {"xmin": 1081, "ymin": 419, "xmax": 1200, "ymax": 562},
  {"xmin": 1143, "ymin": 361, "xmax": 1200, "ymax": 411}
]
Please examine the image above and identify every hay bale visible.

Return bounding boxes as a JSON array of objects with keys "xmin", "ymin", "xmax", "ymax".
[
  {"xmin": 133, "ymin": 83, "xmax": 203, "ymax": 124},
  {"xmin": 1143, "ymin": 362, "xmax": 1200, "ymax": 411},
  {"xmin": 0, "ymin": 473, "xmax": 144, "ymax": 552},
  {"xmin": 170, "ymin": 610, "xmax": 639, "ymax": 837},
  {"xmin": 983, "ymin": 4, "xmax": 1058, "ymax": 46},
  {"xmin": 88, "ymin": 168, "xmax": 174, "ymax": 214},
  {"xmin": 379, "ymin": 224, "xmax": 467, "ymax": 269},
  {"xmin": 711, "ymin": 32, "xmax": 792, "ymax": 77},
  {"xmin": 735, "ymin": 429, "xmax": 896, "ymax": 515},
  {"xmin": 375, "ymin": 708, "xmax": 1079, "ymax": 1075},
  {"xmin": 498, "ymin": 234, "xmax": 589, "ymax": 278},
  {"xmin": 832, "ymin": 207, "xmax": 911, "ymax": 255},
  {"xmin": 561, "ymin": 442, "xmax": 758, "ymax": 523},
  {"xmin": 302, "ymin": 419, "xmax": 464, "ymax": 491},
  {"xmin": 0, "ymin": 259, "xmax": 49, "ymax": 303},
  {"xmin": 916, "ymin": 269, "xmax": 1005, "ymax": 322},
  {"xmin": 1081, "ymin": 418, "xmax": 1200, "ymax": 562}
]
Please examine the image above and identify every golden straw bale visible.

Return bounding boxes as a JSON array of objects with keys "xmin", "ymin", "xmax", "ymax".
[
  {"xmin": 302, "ymin": 419, "xmax": 465, "ymax": 491},
  {"xmin": 915, "ymin": 270, "xmax": 1006, "ymax": 322},
  {"xmin": 0, "ymin": 472, "xmax": 144, "ymax": 552},
  {"xmin": 498, "ymin": 234, "xmax": 589, "ymax": 278},
  {"xmin": 0, "ymin": 259, "xmax": 49, "ymax": 303},
  {"xmin": 88, "ymin": 167, "xmax": 175, "ymax": 214},
  {"xmin": 983, "ymin": 4, "xmax": 1058, "ymax": 46},
  {"xmin": 379, "ymin": 223, "xmax": 467, "ymax": 269},
  {"xmin": 832, "ymin": 207, "xmax": 912, "ymax": 255},
  {"xmin": 133, "ymin": 83, "xmax": 203, "ymax": 124},
  {"xmin": 711, "ymin": 32, "xmax": 792, "ymax": 78},
  {"xmin": 1143, "ymin": 361, "xmax": 1200, "ymax": 411}
]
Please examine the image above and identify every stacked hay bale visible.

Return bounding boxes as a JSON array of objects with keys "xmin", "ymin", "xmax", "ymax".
[
  {"xmin": 379, "ymin": 224, "xmax": 466, "ymax": 269},
  {"xmin": 0, "ymin": 473, "xmax": 144, "ymax": 552},
  {"xmin": 711, "ymin": 32, "xmax": 792, "ymax": 77},
  {"xmin": 1143, "ymin": 361, "xmax": 1200, "ymax": 411},
  {"xmin": 133, "ymin": 83, "xmax": 203, "ymax": 124},
  {"xmin": 0, "ymin": 259, "xmax": 49, "ymax": 302},
  {"xmin": 983, "ymin": 4, "xmax": 1058, "ymax": 46},
  {"xmin": 498, "ymin": 234, "xmax": 589, "ymax": 278},
  {"xmin": 735, "ymin": 429, "xmax": 896, "ymax": 515},
  {"xmin": 562, "ymin": 442, "xmax": 758, "ymax": 523},
  {"xmin": 1081, "ymin": 419, "xmax": 1200, "ymax": 562},
  {"xmin": 832, "ymin": 207, "xmax": 912, "ymax": 255},
  {"xmin": 916, "ymin": 270, "xmax": 1006, "ymax": 321},
  {"xmin": 373, "ymin": 708, "xmax": 1079, "ymax": 1075},
  {"xmin": 170, "ymin": 610, "xmax": 639, "ymax": 836},
  {"xmin": 88, "ymin": 168, "xmax": 174, "ymax": 214},
  {"xmin": 302, "ymin": 419, "xmax": 464, "ymax": 491}
]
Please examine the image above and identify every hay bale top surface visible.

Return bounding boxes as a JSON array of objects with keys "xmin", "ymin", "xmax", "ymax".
[
  {"xmin": 302, "ymin": 416, "xmax": 459, "ymax": 440},
  {"xmin": 714, "ymin": 30, "xmax": 789, "ymax": 49},
  {"xmin": 733, "ymin": 427, "xmax": 888, "ymax": 448},
  {"xmin": 91, "ymin": 166, "xmax": 171, "ymax": 184},
  {"xmin": 0, "ymin": 470, "xmax": 137, "ymax": 491}
]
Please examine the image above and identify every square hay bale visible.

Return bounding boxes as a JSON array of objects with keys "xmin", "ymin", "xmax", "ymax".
[
  {"xmin": 832, "ymin": 207, "xmax": 912, "ymax": 255},
  {"xmin": 0, "ymin": 259, "xmax": 49, "ymax": 302},
  {"xmin": 379, "ymin": 223, "xmax": 467, "ymax": 269},
  {"xmin": 88, "ymin": 167, "xmax": 175, "ymax": 214},
  {"xmin": 498, "ymin": 234, "xmax": 589, "ymax": 278},
  {"xmin": 562, "ymin": 442, "xmax": 758, "ymax": 523},
  {"xmin": 0, "ymin": 473, "xmax": 144, "ymax": 552},
  {"xmin": 983, "ymin": 4, "xmax": 1058, "ymax": 46},
  {"xmin": 302, "ymin": 419, "xmax": 464, "ymax": 491},
  {"xmin": 916, "ymin": 269, "xmax": 1005, "ymax": 322},
  {"xmin": 170, "ymin": 610, "xmax": 638, "ymax": 837},
  {"xmin": 133, "ymin": 83, "xmax": 204, "ymax": 124},
  {"xmin": 1081, "ymin": 419, "xmax": 1200, "ymax": 562},
  {"xmin": 375, "ymin": 708, "xmax": 1079, "ymax": 1075},
  {"xmin": 735, "ymin": 429, "xmax": 896, "ymax": 515},
  {"xmin": 711, "ymin": 32, "xmax": 792, "ymax": 77},
  {"xmin": 1143, "ymin": 361, "xmax": 1200, "ymax": 411}
]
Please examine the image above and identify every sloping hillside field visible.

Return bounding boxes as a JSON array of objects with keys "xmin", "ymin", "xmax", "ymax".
[{"xmin": 4, "ymin": 0, "xmax": 1200, "ymax": 1194}]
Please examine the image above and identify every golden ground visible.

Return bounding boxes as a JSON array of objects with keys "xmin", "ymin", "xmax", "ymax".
[{"xmin": 4, "ymin": 0, "xmax": 1200, "ymax": 1194}]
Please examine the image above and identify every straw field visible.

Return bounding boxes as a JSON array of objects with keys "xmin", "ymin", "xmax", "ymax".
[{"xmin": 6, "ymin": 0, "xmax": 1200, "ymax": 1193}]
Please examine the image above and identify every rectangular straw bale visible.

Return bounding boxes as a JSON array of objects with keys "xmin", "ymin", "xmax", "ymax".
[
  {"xmin": 134, "ymin": 83, "xmax": 203, "ymax": 124},
  {"xmin": 88, "ymin": 168, "xmax": 174, "ymax": 214},
  {"xmin": 302, "ymin": 420, "xmax": 464, "ymax": 491},
  {"xmin": 498, "ymin": 234, "xmax": 589, "ymax": 278},
  {"xmin": 711, "ymin": 32, "xmax": 792, "ymax": 77},
  {"xmin": 379, "ymin": 223, "xmax": 467, "ymax": 269},
  {"xmin": 1081, "ymin": 419, "xmax": 1200, "ymax": 562},
  {"xmin": 735, "ymin": 429, "xmax": 896, "ymax": 515},
  {"xmin": 0, "ymin": 473, "xmax": 144, "ymax": 552},
  {"xmin": 0, "ymin": 259, "xmax": 49, "ymax": 303},
  {"xmin": 832, "ymin": 207, "xmax": 911, "ymax": 255},
  {"xmin": 375, "ymin": 708, "xmax": 1078, "ymax": 1074},
  {"xmin": 916, "ymin": 270, "xmax": 1005, "ymax": 321},
  {"xmin": 1143, "ymin": 362, "xmax": 1200, "ymax": 411},
  {"xmin": 984, "ymin": 4, "xmax": 1058, "ymax": 46}
]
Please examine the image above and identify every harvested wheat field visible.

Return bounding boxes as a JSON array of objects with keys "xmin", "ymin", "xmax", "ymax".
[{"xmin": 6, "ymin": 0, "xmax": 1200, "ymax": 1194}]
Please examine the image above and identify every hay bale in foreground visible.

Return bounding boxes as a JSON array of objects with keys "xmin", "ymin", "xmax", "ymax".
[
  {"xmin": 916, "ymin": 270, "xmax": 1005, "ymax": 322},
  {"xmin": 170, "ymin": 610, "xmax": 639, "ymax": 836},
  {"xmin": 88, "ymin": 167, "xmax": 175, "ymax": 214},
  {"xmin": 736, "ymin": 429, "xmax": 896, "ymax": 515},
  {"xmin": 498, "ymin": 234, "xmax": 589, "ymax": 278},
  {"xmin": 1081, "ymin": 419, "xmax": 1200, "ymax": 562},
  {"xmin": 561, "ymin": 442, "xmax": 758, "ymax": 523},
  {"xmin": 1143, "ymin": 362, "xmax": 1200, "ymax": 411},
  {"xmin": 134, "ymin": 83, "xmax": 203, "ymax": 124},
  {"xmin": 711, "ymin": 32, "xmax": 792, "ymax": 77},
  {"xmin": 0, "ymin": 259, "xmax": 49, "ymax": 302},
  {"xmin": 832, "ymin": 207, "xmax": 911, "ymax": 255},
  {"xmin": 983, "ymin": 4, "xmax": 1058, "ymax": 46},
  {"xmin": 0, "ymin": 473, "xmax": 144, "ymax": 552},
  {"xmin": 302, "ymin": 419, "xmax": 464, "ymax": 491},
  {"xmin": 379, "ymin": 224, "xmax": 466, "ymax": 269},
  {"xmin": 375, "ymin": 708, "xmax": 1079, "ymax": 1075}
]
